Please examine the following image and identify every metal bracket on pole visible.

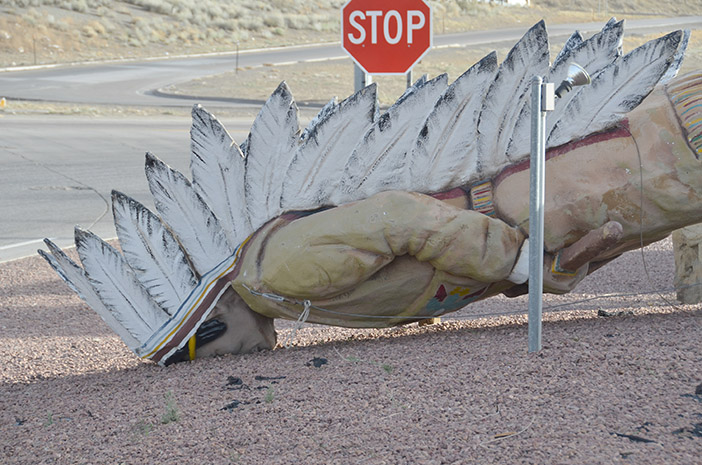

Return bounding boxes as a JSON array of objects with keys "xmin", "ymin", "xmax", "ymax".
[
  {"xmin": 528, "ymin": 77, "xmax": 554, "ymax": 353},
  {"xmin": 354, "ymin": 63, "xmax": 372, "ymax": 93}
]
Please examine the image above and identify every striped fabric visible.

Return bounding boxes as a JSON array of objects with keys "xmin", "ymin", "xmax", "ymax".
[
  {"xmin": 667, "ymin": 71, "xmax": 702, "ymax": 158},
  {"xmin": 138, "ymin": 238, "xmax": 249, "ymax": 365},
  {"xmin": 470, "ymin": 181, "xmax": 495, "ymax": 216}
]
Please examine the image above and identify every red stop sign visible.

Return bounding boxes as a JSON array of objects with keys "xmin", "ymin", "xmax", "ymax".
[{"xmin": 341, "ymin": 0, "xmax": 432, "ymax": 75}]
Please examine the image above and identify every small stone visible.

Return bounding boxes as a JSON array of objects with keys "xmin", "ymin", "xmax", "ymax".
[
  {"xmin": 221, "ymin": 400, "xmax": 249, "ymax": 411},
  {"xmin": 306, "ymin": 357, "xmax": 328, "ymax": 368}
]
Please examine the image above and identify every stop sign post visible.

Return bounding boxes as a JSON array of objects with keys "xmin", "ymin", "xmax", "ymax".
[{"xmin": 341, "ymin": 0, "xmax": 432, "ymax": 75}]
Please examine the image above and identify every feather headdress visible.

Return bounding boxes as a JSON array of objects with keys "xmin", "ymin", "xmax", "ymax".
[{"xmin": 40, "ymin": 20, "xmax": 688, "ymax": 365}]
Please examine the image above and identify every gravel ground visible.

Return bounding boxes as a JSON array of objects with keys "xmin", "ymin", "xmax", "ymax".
[{"xmin": 1, "ymin": 238, "xmax": 701, "ymax": 464}]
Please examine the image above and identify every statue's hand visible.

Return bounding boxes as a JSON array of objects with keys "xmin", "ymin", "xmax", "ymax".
[
  {"xmin": 544, "ymin": 220, "xmax": 623, "ymax": 293},
  {"xmin": 504, "ymin": 221, "xmax": 623, "ymax": 296},
  {"xmin": 542, "ymin": 251, "xmax": 589, "ymax": 294}
]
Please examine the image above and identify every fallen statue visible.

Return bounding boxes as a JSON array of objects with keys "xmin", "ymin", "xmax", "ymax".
[{"xmin": 40, "ymin": 20, "xmax": 701, "ymax": 365}]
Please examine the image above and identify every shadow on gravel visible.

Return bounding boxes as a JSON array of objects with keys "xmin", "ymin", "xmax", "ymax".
[{"xmin": 2, "ymin": 305, "xmax": 700, "ymax": 463}]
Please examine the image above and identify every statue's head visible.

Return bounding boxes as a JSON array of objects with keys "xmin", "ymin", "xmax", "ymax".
[{"xmin": 164, "ymin": 287, "xmax": 277, "ymax": 365}]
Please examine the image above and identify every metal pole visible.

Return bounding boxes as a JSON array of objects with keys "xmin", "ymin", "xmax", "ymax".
[
  {"xmin": 354, "ymin": 62, "xmax": 371, "ymax": 93},
  {"xmin": 528, "ymin": 76, "xmax": 546, "ymax": 353},
  {"xmin": 406, "ymin": 68, "xmax": 413, "ymax": 89},
  {"xmin": 235, "ymin": 41, "xmax": 239, "ymax": 74}
]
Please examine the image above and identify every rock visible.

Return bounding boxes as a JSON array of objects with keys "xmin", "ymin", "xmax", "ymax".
[
  {"xmin": 672, "ymin": 225, "xmax": 702, "ymax": 304},
  {"xmin": 306, "ymin": 357, "xmax": 328, "ymax": 368},
  {"xmin": 418, "ymin": 317, "xmax": 441, "ymax": 326}
]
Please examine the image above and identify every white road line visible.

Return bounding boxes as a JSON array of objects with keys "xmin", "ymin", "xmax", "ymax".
[
  {"xmin": 265, "ymin": 61, "xmax": 296, "ymax": 66},
  {"xmin": 0, "ymin": 239, "xmax": 47, "ymax": 251},
  {"xmin": 304, "ymin": 56, "xmax": 348, "ymax": 63},
  {"xmin": 261, "ymin": 55, "xmax": 349, "ymax": 68},
  {"xmin": 0, "ymin": 42, "xmax": 340, "ymax": 73}
]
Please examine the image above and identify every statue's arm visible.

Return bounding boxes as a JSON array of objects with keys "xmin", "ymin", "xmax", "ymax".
[{"xmin": 244, "ymin": 191, "xmax": 529, "ymax": 300}]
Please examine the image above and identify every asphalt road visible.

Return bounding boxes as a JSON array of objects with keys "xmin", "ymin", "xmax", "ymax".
[
  {"xmin": 1, "ymin": 17, "xmax": 700, "ymax": 107},
  {"xmin": 1, "ymin": 17, "xmax": 701, "ymax": 262},
  {"xmin": 0, "ymin": 116, "xmax": 257, "ymax": 262}
]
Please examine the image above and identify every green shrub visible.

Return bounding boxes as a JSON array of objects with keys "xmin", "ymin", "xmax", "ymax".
[
  {"xmin": 263, "ymin": 13, "xmax": 284, "ymax": 28},
  {"xmin": 239, "ymin": 17, "xmax": 263, "ymax": 32}
]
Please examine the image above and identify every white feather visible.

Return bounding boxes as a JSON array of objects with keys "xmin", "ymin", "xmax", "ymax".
[
  {"xmin": 408, "ymin": 52, "xmax": 498, "ymax": 192},
  {"xmin": 145, "ymin": 152, "xmax": 232, "ymax": 274},
  {"xmin": 661, "ymin": 29, "xmax": 690, "ymax": 83},
  {"xmin": 333, "ymin": 74, "xmax": 449, "ymax": 203},
  {"xmin": 552, "ymin": 31, "xmax": 584, "ymax": 72},
  {"xmin": 112, "ymin": 191, "xmax": 198, "ymax": 316},
  {"xmin": 244, "ymin": 82, "xmax": 301, "ymax": 231},
  {"xmin": 281, "ymin": 83, "xmax": 377, "ymax": 211},
  {"xmin": 39, "ymin": 239, "xmax": 141, "ymax": 349},
  {"xmin": 476, "ymin": 20, "xmax": 549, "ymax": 171},
  {"xmin": 300, "ymin": 97, "xmax": 337, "ymax": 142},
  {"xmin": 542, "ymin": 20, "xmax": 624, "ymax": 152},
  {"xmin": 504, "ymin": 20, "xmax": 625, "ymax": 159},
  {"xmin": 548, "ymin": 30, "xmax": 682, "ymax": 148},
  {"xmin": 550, "ymin": 20, "xmax": 623, "ymax": 86},
  {"xmin": 75, "ymin": 227, "xmax": 169, "ymax": 342},
  {"xmin": 190, "ymin": 105, "xmax": 252, "ymax": 248}
]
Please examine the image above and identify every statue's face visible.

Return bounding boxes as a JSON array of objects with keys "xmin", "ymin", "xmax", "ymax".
[
  {"xmin": 162, "ymin": 285, "xmax": 277, "ymax": 364},
  {"xmin": 195, "ymin": 286, "xmax": 277, "ymax": 359}
]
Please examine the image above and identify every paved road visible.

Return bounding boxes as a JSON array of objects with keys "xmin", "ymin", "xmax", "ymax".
[
  {"xmin": 1, "ymin": 17, "xmax": 700, "ymax": 107},
  {"xmin": 1, "ymin": 17, "xmax": 701, "ymax": 262},
  {"xmin": 0, "ymin": 116, "xmax": 254, "ymax": 262}
]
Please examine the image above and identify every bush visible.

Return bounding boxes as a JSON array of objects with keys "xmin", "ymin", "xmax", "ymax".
[
  {"xmin": 82, "ymin": 24, "xmax": 98, "ymax": 38},
  {"xmin": 88, "ymin": 20, "xmax": 107, "ymax": 35},
  {"xmin": 66, "ymin": 0, "xmax": 89, "ymax": 13},
  {"xmin": 239, "ymin": 17, "xmax": 264, "ymax": 32},
  {"xmin": 52, "ymin": 17, "xmax": 72, "ymax": 32},
  {"xmin": 212, "ymin": 19, "xmax": 237, "ymax": 32},
  {"xmin": 128, "ymin": 0, "xmax": 173, "ymax": 16},
  {"xmin": 285, "ymin": 15, "xmax": 310, "ymax": 30},
  {"xmin": 263, "ymin": 13, "xmax": 284, "ymax": 28}
]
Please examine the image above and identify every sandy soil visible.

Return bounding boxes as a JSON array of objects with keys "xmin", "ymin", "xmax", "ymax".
[{"xmin": 1, "ymin": 237, "xmax": 701, "ymax": 464}]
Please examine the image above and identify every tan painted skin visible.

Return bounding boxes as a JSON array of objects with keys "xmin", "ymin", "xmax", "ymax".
[{"xmin": 495, "ymin": 81, "xmax": 702, "ymax": 257}]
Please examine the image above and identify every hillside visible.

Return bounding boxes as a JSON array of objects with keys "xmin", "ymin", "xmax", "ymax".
[{"xmin": 0, "ymin": 0, "xmax": 697, "ymax": 68}]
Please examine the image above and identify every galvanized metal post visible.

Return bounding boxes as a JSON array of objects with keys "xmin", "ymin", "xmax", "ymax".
[
  {"xmin": 354, "ymin": 63, "xmax": 372, "ymax": 93},
  {"xmin": 235, "ymin": 41, "xmax": 240, "ymax": 74},
  {"xmin": 406, "ymin": 68, "xmax": 413, "ymax": 89},
  {"xmin": 528, "ymin": 76, "xmax": 546, "ymax": 353}
]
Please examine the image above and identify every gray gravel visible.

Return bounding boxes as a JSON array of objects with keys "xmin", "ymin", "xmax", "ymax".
[{"xmin": 1, "ymin": 238, "xmax": 701, "ymax": 464}]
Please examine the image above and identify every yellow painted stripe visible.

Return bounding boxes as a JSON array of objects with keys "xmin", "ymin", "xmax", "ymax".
[{"xmin": 188, "ymin": 335, "xmax": 196, "ymax": 361}]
